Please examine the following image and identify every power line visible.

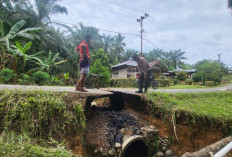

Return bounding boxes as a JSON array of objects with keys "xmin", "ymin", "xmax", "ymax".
[
  {"xmin": 51, "ymin": 20, "xmax": 140, "ymax": 37},
  {"xmin": 143, "ymin": 38, "xmax": 159, "ymax": 49}
]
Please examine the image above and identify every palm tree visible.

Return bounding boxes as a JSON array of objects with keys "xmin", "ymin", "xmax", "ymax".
[
  {"xmin": 228, "ymin": 0, "xmax": 232, "ymax": 9},
  {"xmin": 110, "ymin": 34, "xmax": 126, "ymax": 64},
  {"xmin": 121, "ymin": 49, "xmax": 138, "ymax": 62},
  {"xmin": 9, "ymin": 0, "xmax": 68, "ymax": 26},
  {"xmin": 102, "ymin": 34, "xmax": 114, "ymax": 54},
  {"xmin": 160, "ymin": 51, "xmax": 172, "ymax": 70},
  {"xmin": 145, "ymin": 48, "xmax": 164, "ymax": 62},
  {"xmin": 169, "ymin": 49, "xmax": 186, "ymax": 69}
]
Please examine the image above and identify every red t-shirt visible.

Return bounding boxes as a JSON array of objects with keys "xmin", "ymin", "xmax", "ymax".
[{"xmin": 76, "ymin": 40, "xmax": 90, "ymax": 61}]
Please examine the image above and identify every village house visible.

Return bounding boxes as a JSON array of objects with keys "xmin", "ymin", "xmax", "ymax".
[
  {"xmin": 163, "ymin": 68, "xmax": 197, "ymax": 79},
  {"xmin": 111, "ymin": 60, "xmax": 168, "ymax": 79}
]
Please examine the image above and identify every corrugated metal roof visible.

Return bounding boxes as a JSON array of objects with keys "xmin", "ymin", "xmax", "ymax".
[
  {"xmin": 112, "ymin": 60, "xmax": 137, "ymax": 68},
  {"xmin": 169, "ymin": 68, "xmax": 196, "ymax": 73}
]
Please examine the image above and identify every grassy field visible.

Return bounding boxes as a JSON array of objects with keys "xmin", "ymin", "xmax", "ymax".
[
  {"xmin": 147, "ymin": 92, "xmax": 232, "ymax": 123},
  {"xmin": 159, "ymin": 84, "xmax": 207, "ymax": 89}
]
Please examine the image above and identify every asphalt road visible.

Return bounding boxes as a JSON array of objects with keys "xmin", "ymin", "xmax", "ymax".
[
  {"xmin": 0, "ymin": 84, "xmax": 232, "ymax": 94},
  {"xmin": 104, "ymin": 84, "xmax": 232, "ymax": 93}
]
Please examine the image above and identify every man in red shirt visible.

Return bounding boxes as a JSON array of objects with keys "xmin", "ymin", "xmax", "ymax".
[{"xmin": 75, "ymin": 35, "xmax": 91, "ymax": 92}]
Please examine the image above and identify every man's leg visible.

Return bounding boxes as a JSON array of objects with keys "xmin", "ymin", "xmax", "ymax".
[
  {"xmin": 136, "ymin": 73, "xmax": 144, "ymax": 93},
  {"xmin": 76, "ymin": 73, "xmax": 83, "ymax": 91},
  {"xmin": 144, "ymin": 70, "xmax": 152, "ymax": 93},
  {"xmin": 79, "ymin": 73, "xmax": 87, "ymax": 92}
]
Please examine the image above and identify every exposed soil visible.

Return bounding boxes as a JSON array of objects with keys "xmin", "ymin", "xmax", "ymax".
[{"xmin": 66, "ymin": 95, "xmax": 229, "ymax": 157}]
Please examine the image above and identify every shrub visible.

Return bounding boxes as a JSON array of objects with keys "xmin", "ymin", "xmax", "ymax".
[
  {"xmin": 205, "ymin": 81, "xmax": 215, "ymax": 86},
  {"xmin": 32, "ymin": 71, "xmax": 50, "ymax": 85},
  {"xmin": 186, "ymin": 79, "xmax": 193, "ymax": 85},
  {"xmin": 50, "ymin": 76, "xmax": 63, "ymax": 86},
  {"xmin": 19, "ymin": 74, "xmax": 33, "ymax": 85},
  {"xmin": 173, "ymin": 79, "xmax": 178, "ymax": 85},
  {"xmin": 90, "ymin": 60, "xmax": 110, "ymax": 87},
  {"xmin": 176, "ymin": 71, "xmax": 188, "ymax": 82},
  {"xmin": 156, "ymin": 79, "xmax": 170, "ymax": 87},
  {"xmin": 0, "ymin": 68, "xmax": 16, "ymax": 84}
]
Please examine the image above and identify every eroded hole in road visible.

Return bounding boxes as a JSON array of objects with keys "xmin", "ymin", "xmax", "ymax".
[
  {"xmin": 77, "ymin": 92, "xmax": 226, "ymax": 157},
  {"xmin": 83, "ymin": 94, "xmax": 158, "ymax": 157}
]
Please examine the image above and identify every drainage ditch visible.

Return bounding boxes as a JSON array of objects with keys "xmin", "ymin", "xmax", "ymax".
[
  {"xmin": 82, "ymin": 91, "xmax": 171, "ymax": 157},
  {"xmin": 75, "ymin": 91, "xmax": 228, "ymax": 157}
]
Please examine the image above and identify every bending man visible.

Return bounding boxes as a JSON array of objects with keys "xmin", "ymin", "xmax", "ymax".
[{"xmin": 132, "ymin": 54, "xmax": 151, "ymax": 93}]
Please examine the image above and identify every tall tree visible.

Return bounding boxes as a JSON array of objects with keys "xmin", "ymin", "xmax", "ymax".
[
  {"xmin": 144, "ymin": 48, "xmax": 164, "ymax": 62},
  {"xmin": 228, "ymin": 0, "xmax": 232, "ymax": 9},
  {"xmin": 120, "ymin": 49, "xmax": 138, "ymax": 62},
  {"xmin": 12, "ymin": 0, "xmax": 67, "ymax": 26},
  {"xmin": 161, "ymin": 51, "xmax": 172, "ymax": 70},
  {"xmin": 102, "ymin": 34, "xmax": 114, "ymax": 54},
  {"xmin": 110, "ymin": 34, "xmax": 125, "ymax": 64},
  {"xmin": 169, "ymin": 49, "xmax": 186, "ymax": 69}
]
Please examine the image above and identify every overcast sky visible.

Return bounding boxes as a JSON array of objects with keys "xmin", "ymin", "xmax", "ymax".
[{"xmin": 51, "ymin": 0, "xmax": 232, "ymax": 67}]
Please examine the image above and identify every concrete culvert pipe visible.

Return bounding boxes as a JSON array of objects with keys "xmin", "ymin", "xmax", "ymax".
[{"xmin": 120, "ymin": 135, "xmax": 150, "ymax": 157}]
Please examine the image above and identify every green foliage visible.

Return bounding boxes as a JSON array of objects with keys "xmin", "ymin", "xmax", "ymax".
[
  {"xmin": 0, "ymin": 90, "xmax": 85, "ymax": 139},
  {"xmin": 0, "ymin": 68, "xmax": 16, "ymax": 83},
  {"xmin": 18, "ymin": 74, "xmax": 33, "ymax": 85},
  {"xmin": 90, "ymin": 48, "xmax": 110, "ymax": 69},
  {"xmin": 0, "ymin": 133, "xmax": 78, "ymax": 157},
  {"xmin": 205, "ymin": 81, "xmax": 215, "ymax": 86},
  {"xmin": 64, "ymin": 72, "xmax": 70, "ymax": 80},
  {"xmin": 156, "ymin": 79, "xmax": 170, "ymax": 87},
  {"xmin": 185, "ymin": 79, "xmax": 193, "ymax": 85},
  {"xmin": 36, "ymin": 50, "xmax": 67, "ymax": 74},
  {"xmin": 147, "ymin": 92, "xmax": 232, "ymax": 127},
  {"xmin": 176, "ymin": 71, "xmax": 188, "ymax": 82},
  {"xmin": 193, "ymin": 59, "xmax": 227, "ymax": 84},
  {"xmin": 32, "ymin": 71, "xmax": 50, "ymax": 85},
  {"xmin": 90, "ymin": 59, "xmax": 110, "ymax": 87},
  {"xmin": 50, "ymin": 76, "xmax": 63, "ymax": 85}
]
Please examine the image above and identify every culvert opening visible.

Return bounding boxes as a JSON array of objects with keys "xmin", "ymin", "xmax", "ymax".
[{"xmin": 123, "ymin": 140, "xmax": 149, "ymax": 157}]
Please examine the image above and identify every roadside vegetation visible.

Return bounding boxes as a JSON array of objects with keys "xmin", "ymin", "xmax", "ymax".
[
  {"xmin": 0, "ymin": 90, "xmax": 85, "ymax": 157},
  {"xmin": 147, "ymin": 92, "xmax": 232, "ymax": 133},
  {"xmin": 1, "ymin": 1, "xmax": 230, "ymax": 88}
]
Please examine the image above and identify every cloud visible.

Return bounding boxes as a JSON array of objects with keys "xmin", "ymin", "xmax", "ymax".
[{"xmin": 52, "ymin": 0, "xmax": 232, "ymax": 67}]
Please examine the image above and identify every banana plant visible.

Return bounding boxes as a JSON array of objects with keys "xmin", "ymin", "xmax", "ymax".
[
  {"xmin": 10, "ymin": 41, "xmax": 42, "ymax": 73},
  {"xmin": 35, "ymin": 50, "xmax": 67, "ymax": 74},
  {"xmin": 0, "ymin": 19, "xmax": 42, "ymax": 69}
]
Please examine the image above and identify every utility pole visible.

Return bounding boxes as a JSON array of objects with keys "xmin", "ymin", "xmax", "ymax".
[
  {"xmin": 217, "ymin": 53, "xmax": 222, "ymax": 70},
  {"xmin": 217, "ymin": 53, "xmax": 222, "ymax": 64},
  {"xmin": 137, "ymin": 13, "xmax": 149, "ymax": 56}
]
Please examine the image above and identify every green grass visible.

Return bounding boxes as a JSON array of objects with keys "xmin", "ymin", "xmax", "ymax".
[
  {"xmin": 0, "ymin": 90, "xmax": 85, "ymax": 157},
  {"xmin": 159, "ymin": 84, "xmax": 207, "ymax": 89},
  {"xmin": 0, "ymin": 133, "xmax": 79, "ymax": 157},
  {"xmin": 147, "ymin": 92, "xmax": 232, "ymax": 123}
]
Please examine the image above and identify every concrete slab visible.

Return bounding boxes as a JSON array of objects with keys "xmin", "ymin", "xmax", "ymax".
[{"xmin": 0, "ymin": 84, "xmax": 113, "ymax": 97}]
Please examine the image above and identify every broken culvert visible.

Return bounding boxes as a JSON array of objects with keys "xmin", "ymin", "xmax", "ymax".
[{"xmin": 83, "ymin": 92, "xmax": 159, "ymax": 157}]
